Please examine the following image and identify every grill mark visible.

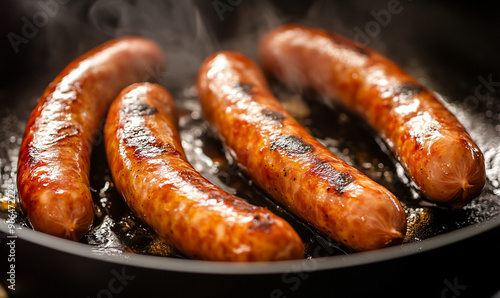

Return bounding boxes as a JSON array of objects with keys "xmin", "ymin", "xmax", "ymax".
[
  {"xmin": 120, "ymin": 101, "xmax": 177, "ymax": 159},
  {"xmin": 352, "ymin": 45, "xmax": 369, "ymax": 56},
  {"xmin": 234, "ymin": 82, "xmax": 253, "ymax": 96},
  {"xmin": 393, "ymin": 82, "xmax": 424, "ymax": 101},
  {"xmin": 248, "ymin": 213, "xmax": 274, "ymax": 232},
  {"xmin": 329, "ymin": 33, "xmax": 370, "ymax": 56},
  {"xmin": 381, "ymin": 82, "xmax": 424, "ymax": 103},
  {"xmin": 270, "ymin": 135, "xmax": 314, "ymax": 156},
  {"xmin": 310, "ymin": 160, "xmax": 354, "ymax": 194},
  {"xmin": 396, "ymin": 82, "xmax": 424, "ymax": 96},
  {"xmin": 123, "ymin": 123, "xmax": 177, "ymax": 159},
  {"xmin": 261, "ymin": 109, "xmax": 284, "ymax": 122},
  {"xmin": 122, "ymin": 102, "xmax": 158, "ymax": 117}
]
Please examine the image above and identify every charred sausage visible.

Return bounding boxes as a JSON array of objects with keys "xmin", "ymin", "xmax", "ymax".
[
  {"xmin": 259, "ymin": 25, "xmax": 486, "ymax": 208},
  {"xmin": 17, "ymin": 37, "xmax": 165, "ymax": 240},
  {"xmin": 196, "ymin": 51, "xmax": 406, "ymax": 251},
  {"xmin": 104, "ymin": 83, "xmax": 304, "ymax": 261}
]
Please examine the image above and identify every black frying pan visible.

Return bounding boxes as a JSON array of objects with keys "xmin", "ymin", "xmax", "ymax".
[{"xmin": 1, "ymin": 0, "xmax": 499, "ymax": 297}]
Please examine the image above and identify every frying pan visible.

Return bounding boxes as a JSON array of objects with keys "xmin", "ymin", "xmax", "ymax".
[{"xmin": 1, "ymin": 0, "xmax": 499, "ymax": 297}]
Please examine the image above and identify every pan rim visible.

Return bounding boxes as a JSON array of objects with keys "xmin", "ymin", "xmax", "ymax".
[{"xmin": 1, "ymin": 213, "xmax": 499, "ymax": 274}]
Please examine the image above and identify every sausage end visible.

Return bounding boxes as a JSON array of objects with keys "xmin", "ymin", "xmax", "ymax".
[
  {"xmin": 416, "ymin": 135, "xmax": 486, "ymax": 208},
  {"xmin": 25, "ymin": 189, "xmax": 94, "ymax": 241}
]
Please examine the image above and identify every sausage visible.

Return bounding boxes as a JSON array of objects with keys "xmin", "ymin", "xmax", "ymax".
[
  {"xmin": 104, "ymin": 82, "xmax": 304, "ymax": 261},
  {"xmin": 17, "ymin": 37, "xmax": 165, "ymax": 240},
  {"xmin": 196, "ymin": 51, "xmax": 406, "ymax": 251},
  {"xmin": 258, "ymin": 25, "xmax": 486, "ymax": 208}
]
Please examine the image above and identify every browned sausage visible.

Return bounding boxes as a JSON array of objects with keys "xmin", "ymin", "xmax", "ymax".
[
  {"xmin": 196, "ymin": 51, "xmax": 406, "ymax": 251},
  {"xmin": 17, "ymin": 37, "xmax": 165, "ymax": 240},
  {"xmin": 258, "ymin": 25, "xmax": 486, "ymax": 208},
  {"xmin": 104, "ymin": 82, "xmax": 304, "ymax": 261}
]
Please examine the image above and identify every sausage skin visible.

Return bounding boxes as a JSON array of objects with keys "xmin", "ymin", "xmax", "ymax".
[
  {"xmin": 196, "ymin": 51, "xmax": 406, "ymax": 251},
  {"xmin": 104, "ymin": 83, "xmax": 304, "ymax": 261},
  {"xmin": 17, "ymin": 37, "xmax": 165, "ymax": 240},
  {"xmin": 259, "ymin": 25, "xmax": 486, "ymax": 208}
]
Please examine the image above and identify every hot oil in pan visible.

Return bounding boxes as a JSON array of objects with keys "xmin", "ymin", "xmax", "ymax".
[
  {"xmin": 1, "ymin": 83, "xmax": 499, "ymax": 259},
  {"xmin": 79, "ymin": 83, "xmax": 500, "ymax": 259},
  {"xmin": 85, "ymin": 128, "xmax": 184, "ymax": 258},
  {"xmin": 85, "ymin": 85, "xmax": 352, "ymax": 257}
]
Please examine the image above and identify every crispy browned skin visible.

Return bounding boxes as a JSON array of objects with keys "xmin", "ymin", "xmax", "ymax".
[
  {"xmin": 104, "ymin": 83, "xmax": 304, "ymax": 261},
  {"xmin": 17, "ymin": 37, "xmax": 165, "ymax": 240},
  {"xmin": 196, "ymin": 51, "xmax": 406, "ymax": 251},
  {"xmin": 259, "ymin": 25, "xmax": 486, "ymax": 208}
]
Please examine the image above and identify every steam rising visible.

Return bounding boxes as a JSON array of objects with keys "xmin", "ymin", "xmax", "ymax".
[
  {"xmin": 21, "ymin": 0, "xmax": 408, "ymax": 91},
  {"xmin": 88, "ymin": 0, "xmax": 214, "ymax": 89},
  {"xmin": 37, "ymin": 0, "xmax": 367, "ymax": 91},
  {"xmin": 82, "ymin": 0, "xmax": 301, "ymax": 89}
]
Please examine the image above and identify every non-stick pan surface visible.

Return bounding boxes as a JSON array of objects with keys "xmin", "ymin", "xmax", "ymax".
[{"xmin": 0, "ymin": 0, "xmax": 499, "ymax": 297}]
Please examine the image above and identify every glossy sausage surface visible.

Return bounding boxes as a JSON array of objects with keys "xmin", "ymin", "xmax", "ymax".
[
  {"xmin": 259, "ymin": 25, "xmax": 486, "ymax": 208},
  {"xmin": 197, "ymin": 51, "xmax": 406, "ymax": 251},
  {"xmin": 104, "ymin": 83, "xmax": 304, "ymax": 261},
  {"xmin": 17, "ymin": 37, "xmax": 165, "ymax": 240}
]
